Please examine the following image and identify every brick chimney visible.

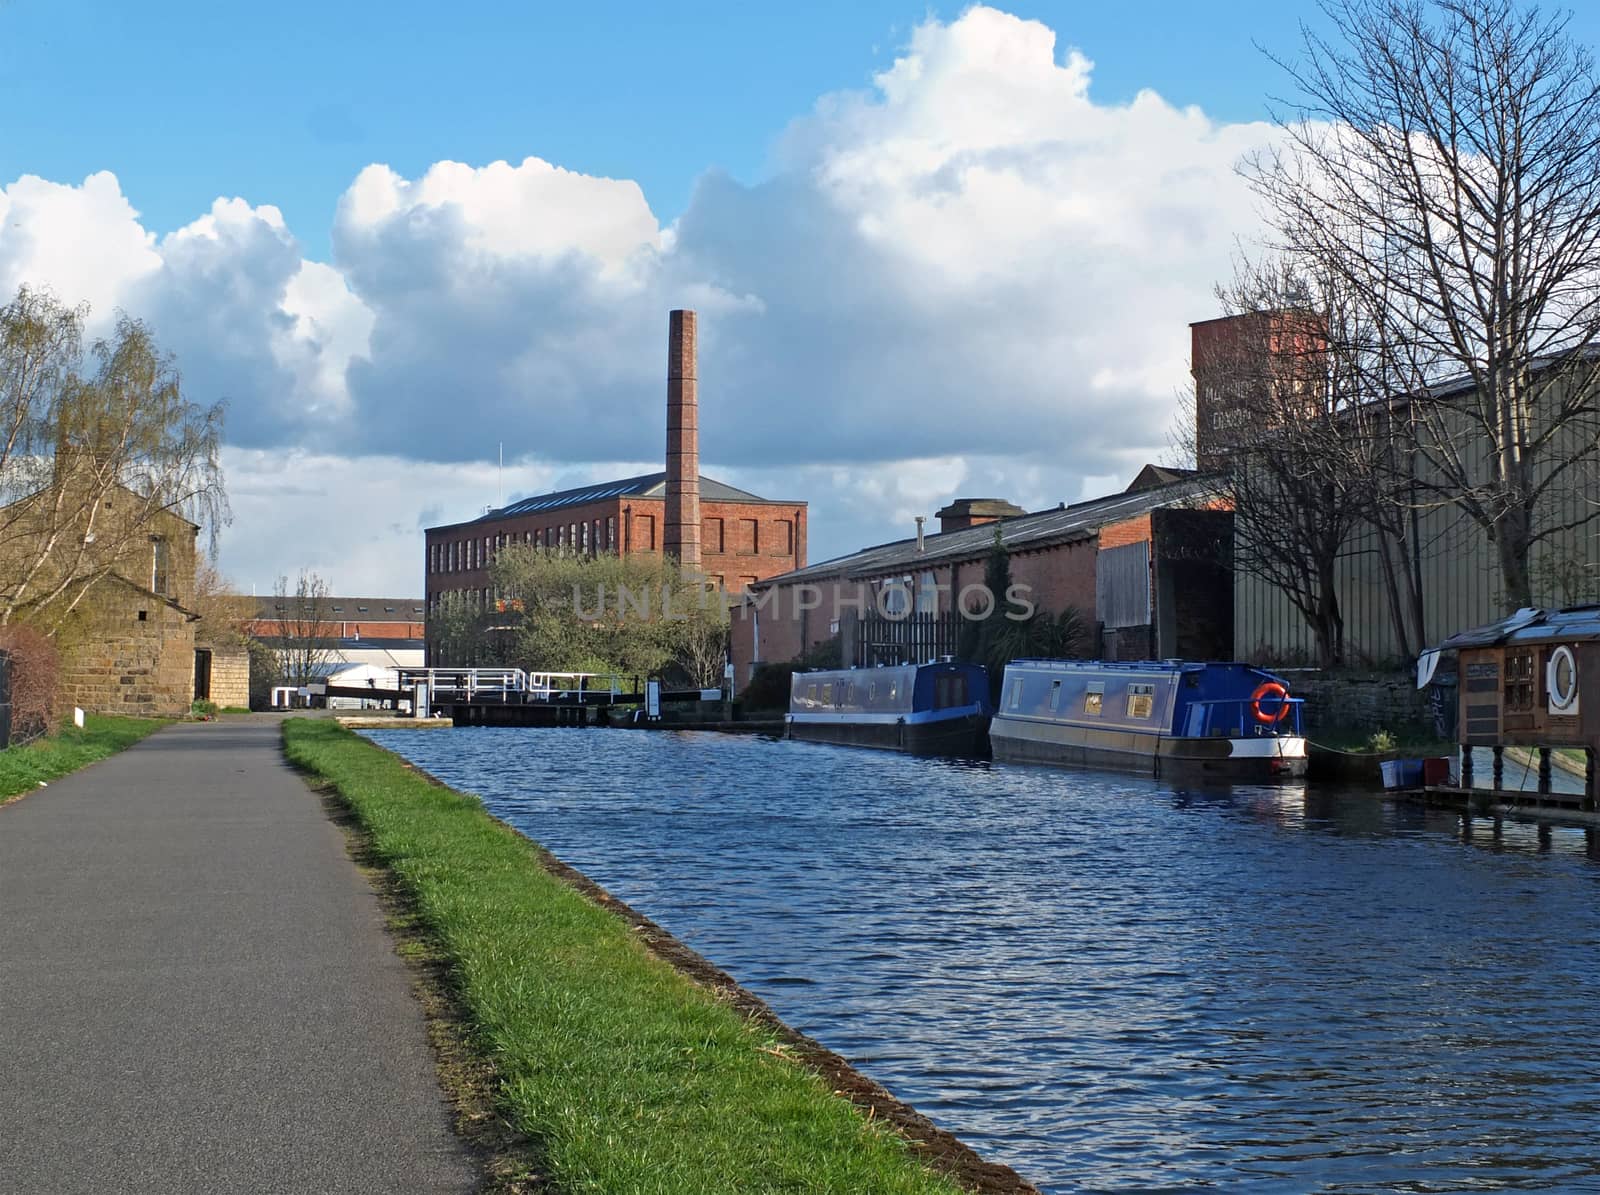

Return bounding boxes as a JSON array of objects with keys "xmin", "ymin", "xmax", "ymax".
[
  {"xmin": 663, "ymin": 309, "xmax": 701, "ymax": 570},
  {"xmin": 936, "ymin": 498, "xmax": 1025, "ymax": 534},
  {"xmin": 1191, "ymin": 308, "xmax": 1328, "ymax": 471}
]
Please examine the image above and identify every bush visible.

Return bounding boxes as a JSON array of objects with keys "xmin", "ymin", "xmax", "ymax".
[
  {"xmin": 741, "ymin": 661, "xmax": 798, "ymax": 712},
  {"xmin": 740, "ymin": 637, "xmax": 843, "ymax": 712},
  {"xmin": 0, "ymin": 625, "xmax": 60, "ymax": 744}
]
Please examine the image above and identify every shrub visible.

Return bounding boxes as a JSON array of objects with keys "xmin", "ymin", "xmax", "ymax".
[
  {"xmin": 739, "ymin": 638, "xmax": 843, "ymax": 713},
  {"xmin": 741, "ymin": 661, "xmax": 798, "ymax": 712},
  {"xmin": 0, "ymin": 625, "xmax": 61, "ymax": 744}
]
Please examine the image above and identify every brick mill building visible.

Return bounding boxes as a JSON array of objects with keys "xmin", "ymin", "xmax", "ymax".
[
  {"xmin": 424, "ymin": 310, "xmax": 807, "ymax": 647},
  {"xmin": 728, "ymin": 470, "xmax": 1234, "ymax": 692}
]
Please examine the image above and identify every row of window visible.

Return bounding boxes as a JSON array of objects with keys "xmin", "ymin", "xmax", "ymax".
[
  {"xmin": 430, "ymin": 517, "xmax": 625, "ymax": 574},
  {"xmin": 428, "ymin": 574, "xmax": 762, "ymax": 615},
  {"xmin": 702, "ymin": 517, "xmax": 794, "ymax": 556},
  {"xmin": 429, "ymin": 514, "xmax": 796, "ymax": 575},
  {"xmin": 1008, "ymin": 678, "xmax": 1156, "ymax": 719}
]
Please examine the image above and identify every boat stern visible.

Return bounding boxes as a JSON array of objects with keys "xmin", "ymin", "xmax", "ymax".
[{"xmin": 1226, "ymin": 733, "xmax": 1309, "ymax": 779}]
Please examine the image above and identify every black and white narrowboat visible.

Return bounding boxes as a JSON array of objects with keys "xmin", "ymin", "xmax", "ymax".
[
  {"xmin": 989, "ymin": 659, "xmax": 1308, "ymax": 780},
  {"xmin": 787, "ymin": 662, "xmax": 993, "ymax": 755}
]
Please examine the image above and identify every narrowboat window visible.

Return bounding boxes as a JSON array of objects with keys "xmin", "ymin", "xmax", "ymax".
[
  {"xmin": 868, "ymin": 682, "xmax": 878, "ymax": 702},
  {"xmin": 806, "ymin": 684, "xmax": 818, "ymax": 704},
  {"xmin": 821, "ymin": 682, "xmax": 833, "ymax": 705},
  {"xmin": 1048, "ymin": 679, "xmax": 1062, "ymax": 712},
  {"xmin": 1127, "ymin": 683, "xmax": 1155, "ymax": 719},
  {"xmin": 843, "ymin": 683, "xmax": 855, "ymax": 706},
  {"xmin": 887, "ymin": 681, "xmax": 899, "ymax": 702},
  {"xmin": 1084, "ymin": 680, "xmax": 1104, "ymax": 716},
  {"xmin": 1009, "ymin": 677, "xmax": 1024, "ymax": 709}
]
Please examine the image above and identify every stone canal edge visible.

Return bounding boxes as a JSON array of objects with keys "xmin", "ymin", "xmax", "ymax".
[{"xmin": 324, "ymin": 731, "xmax": 1041, "ymax": 1195}]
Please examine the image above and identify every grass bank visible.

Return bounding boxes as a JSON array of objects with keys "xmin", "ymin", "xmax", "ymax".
[
  {"xmin": 0, "ymin": 714, "xmax": 168, "ymax": 804},
  {"xmin": 282, "ymin": 719, "xmax": 974, "ymax": 1195}
]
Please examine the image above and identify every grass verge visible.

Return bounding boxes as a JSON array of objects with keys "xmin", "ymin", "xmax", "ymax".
[
  {"xmin": 0, "ymin": 714, "xmax": 169, "ymax": 804},
  {"xmin": 282, "ymin": 718, "xmax": 984, "ymax": 1195}
]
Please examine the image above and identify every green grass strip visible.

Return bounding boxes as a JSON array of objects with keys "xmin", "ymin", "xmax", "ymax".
[
  {"xmin": 0, "ymin": 714, "xmax": 169, "ymax": 803},
  {"xmin": 282, "ymin": 718, "xmax": 963, "ymax": 1195}
]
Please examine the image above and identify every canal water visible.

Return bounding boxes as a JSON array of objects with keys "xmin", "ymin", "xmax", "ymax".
[{"xmin": 366, "ymin": 727, "xmax": 1600, "ymax": 1194}]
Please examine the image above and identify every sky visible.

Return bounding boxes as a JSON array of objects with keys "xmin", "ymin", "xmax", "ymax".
[{"xmin": 5, "ymin": 1, "xmax": 1597, "ymax": 595}]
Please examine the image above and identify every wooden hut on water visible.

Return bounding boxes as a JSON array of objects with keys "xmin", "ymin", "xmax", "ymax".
[{"xmin": 1431, "ymin": 606, "xmax": 1600, "ymax": 807}]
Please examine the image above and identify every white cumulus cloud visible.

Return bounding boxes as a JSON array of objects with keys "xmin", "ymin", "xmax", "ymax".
[{"xmin": 0, "ymin": 5, "xmax": 1277, "ymax": 593}]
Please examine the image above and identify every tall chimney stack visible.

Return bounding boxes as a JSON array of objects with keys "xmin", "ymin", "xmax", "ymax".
[{"xmin": 664, "ymin": 309, "xmax": 701, "ymax": 571}]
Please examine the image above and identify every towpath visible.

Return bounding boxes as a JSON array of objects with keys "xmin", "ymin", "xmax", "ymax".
[{"xmin": 0, "ymin": 719, "xmax": 476, "ymax": 1195}]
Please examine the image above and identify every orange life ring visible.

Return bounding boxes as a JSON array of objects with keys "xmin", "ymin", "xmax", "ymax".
[{"xmin": 1251, "ymin": 681, "xmax": 1290, "ymax": 724}]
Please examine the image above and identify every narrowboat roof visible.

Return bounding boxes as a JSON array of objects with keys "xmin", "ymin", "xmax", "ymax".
[
  {"xmin": 1006, "ymin": 658, "xmax": 1211, "ymax": 674},
  {"xmin": 1439, "ymin": 605, "xmax": 1600, "ymax": 650},
  {"xmin": 794, "ymin": 661, "xmax": 982, "ymax": 675}
]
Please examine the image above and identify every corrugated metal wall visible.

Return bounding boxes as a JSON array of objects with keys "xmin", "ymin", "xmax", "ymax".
[
  {"xmin": 1097, "ymin": 542, "xmax": 1151, "ymax": 629},
  {"xmin": 1236, "ymin": 403, "xmax": 1600, "ymax": 665}
]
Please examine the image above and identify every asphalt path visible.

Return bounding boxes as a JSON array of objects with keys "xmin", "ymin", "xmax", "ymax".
[{"xmin": 0, "ymin": 719, "xmax": 476, "ymax": 1194}]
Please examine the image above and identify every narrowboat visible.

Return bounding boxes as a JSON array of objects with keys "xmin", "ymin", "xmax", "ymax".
[
  {"xmin": 989, "ymin": 659, "xmax": 1308, "ymax": 780},
  {"xmin": 787, "ymin": 662, "xmax": 993, "ymax": 755}
]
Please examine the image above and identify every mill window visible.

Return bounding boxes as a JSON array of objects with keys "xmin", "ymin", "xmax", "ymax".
[{"xmin": 150, "ymin": 537, "xmax": 170, "ymax": 596}]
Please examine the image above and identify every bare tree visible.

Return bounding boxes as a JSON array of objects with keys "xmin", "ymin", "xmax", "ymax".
[
  {"xmin": 272, "ymin": 570, "xmax": 339, "ymax": 687},
  {"xmin": 1248, "ymin": 0, "xmax": 1600, "ymax": 612},
  {"xmin": 1186, "ymin": 259, "xmax": 1397, "ymax": 666},
  {"xmin": 0, "ymin": 287, "xmax": 226, "ymax": 628}
]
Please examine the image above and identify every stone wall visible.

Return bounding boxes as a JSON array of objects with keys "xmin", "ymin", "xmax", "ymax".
[
  {"xmin": 59, "ymin": 587, "xmax": 197, "ymax": 717},
  {"xmin": 1289, "ymin": 672, "xmax": 1431, "ymax": 735},
  {"xmin": 203, "ymin": 645, "xmax": 250, "ymax": 709}
]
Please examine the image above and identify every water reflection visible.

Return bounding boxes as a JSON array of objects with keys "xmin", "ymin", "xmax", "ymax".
[{"xmin": 369, "ymin": 727, "xmax": 1600, "ymax": 1194}]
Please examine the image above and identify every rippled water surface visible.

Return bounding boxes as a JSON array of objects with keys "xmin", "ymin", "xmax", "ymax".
[{"xmin": 368, "ymin": 727, "xmax": 1600, "ymax": 1194}]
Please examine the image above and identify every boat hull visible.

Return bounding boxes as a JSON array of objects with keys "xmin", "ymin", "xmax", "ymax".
[
  {"xmin": 787, "ymin": 712, "xmax": 991, "ymax": 756},
  {"xmin": 990, "ymin": 716, "xmax": 1307, "ymax": 782}
]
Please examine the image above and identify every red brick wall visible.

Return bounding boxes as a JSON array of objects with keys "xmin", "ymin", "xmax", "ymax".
[
  {"xmin": 729, "ymin": 536, "xmax": 1101, "ymax": 691},
  {"xmin": 1006, "ymin": 538, "xmax": 1099, "ymax": 618},
  {"xmin": 246, "ymin": 618, "xmax": 424, "ymax": 640},
  {"xmin": 1098, "ymin": 516, "xmax": 1151, "ymax": 551},
  {"xmin": 425, "ymin": 496, "xmax": 808, "ymax": 607}
]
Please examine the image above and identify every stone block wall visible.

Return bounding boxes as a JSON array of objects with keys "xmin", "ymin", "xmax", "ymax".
[
  {"xmin": 1289, "ymin": 672, "xmax": 1431, "ymax": 735},
  {"xmin": 205, "ymin": 645, "xmax": 250, "ymax": 709},
  {"xmin": 59, "ymin": 598, "xmax": 196, "ymax": 717}
]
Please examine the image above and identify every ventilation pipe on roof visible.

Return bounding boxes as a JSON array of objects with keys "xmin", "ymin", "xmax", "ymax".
[{"xmin": 915, "ymin": 516, "xmax": 926, "ymax": 553}]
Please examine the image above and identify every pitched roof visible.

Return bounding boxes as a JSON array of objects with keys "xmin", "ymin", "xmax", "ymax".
[
  {"xmin": 440, "ymin": 472, "xmax": 783, "ymax": 528},
  {"xmin": 761, "ymin": 474, "xmax": 1216, "ymax": 586},
  {"xmin": 1440, "ymin": 604, "xmax": 1600, "ymax": 649}
]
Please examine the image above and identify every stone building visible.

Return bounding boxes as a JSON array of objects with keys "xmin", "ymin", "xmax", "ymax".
[{"xmin": 46, "ymin": 503, "xmax": 205, "ymax": 717}]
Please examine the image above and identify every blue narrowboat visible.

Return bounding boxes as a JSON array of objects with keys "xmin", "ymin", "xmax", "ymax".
[
  {"xmin": 989, "ymin": 659, "xmax": 1308, "ymax": 780},
  {"xmin": 787, "ymin": 662, "xmax": 993, "ymax": 755}
]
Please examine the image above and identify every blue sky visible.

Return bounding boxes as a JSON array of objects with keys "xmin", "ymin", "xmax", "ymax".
[
  {"xmin": 5, "ymin": 1, "xmax": 1324, "ymax": 260},
  {"xmin": 4, "ymin": 2, "xmax": 1599, "ymax": 593}
]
